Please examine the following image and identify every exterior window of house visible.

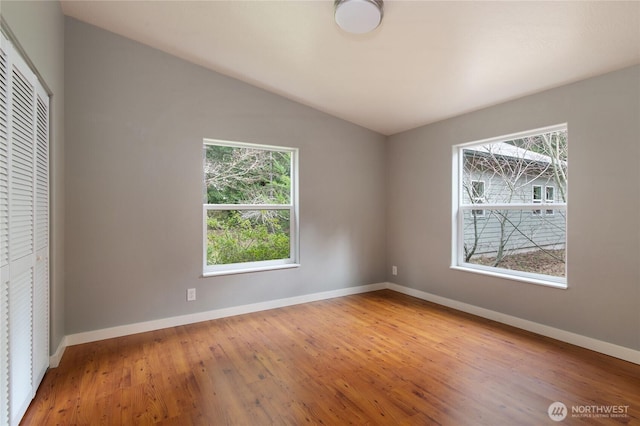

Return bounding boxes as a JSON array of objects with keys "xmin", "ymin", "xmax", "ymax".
[
  {"xmin": 471, "ymin": 180, "xmax": 485, "ymax": 217},
  {"xmin": 452, "ymin": 124, "xmax": 568, "ymax": 288},
  {"xmin": 545, "ymin": 186, "xmax": 555, "ymax": 215},
  {"xmin": 202, "ymin": 139, "xmax": 299, "ymax": 276},
  {"xmin": 532, "ymin": 185, "xmax": 543, "ymax": 215}
]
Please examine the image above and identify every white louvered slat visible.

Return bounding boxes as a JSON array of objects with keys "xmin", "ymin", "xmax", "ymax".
[
  {"xmin": 9, "ymin": 65, "xmax": 34, "ymax": 262},
  {"xmin": 0, "ymin": 279, "xmax": 8, "ymax": 426},
  {"xmin": 35, "ymin": 93, "xmax": 48, "ymax": 251},
  {"xmin": 32, "ymin": 252, "xmax": 48, "ymax": 389},
  {"xmin": 0, "ymin": 35, "xmax": 10, "ymax": 426},
  {"xmin": 0, "ymin": 38, "xmax": 8, "ymax": 269},
  {"xmin": 9, "ymin": 265, "xmax": 33, "ymax": 426}
]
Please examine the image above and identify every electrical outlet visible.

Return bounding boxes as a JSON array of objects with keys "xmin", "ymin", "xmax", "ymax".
[
  {"xmin": 187, "ymin": 288, "xmax": 196, "ymax": 301},
  {"xmin": 392, "ymin": 265, "xmax": 398, "ymax": 276}
]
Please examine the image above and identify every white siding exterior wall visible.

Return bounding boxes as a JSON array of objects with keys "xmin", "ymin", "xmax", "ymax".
[{"xmin": 462, "ymin": 151, "xmax": 566, "ymax": 258}]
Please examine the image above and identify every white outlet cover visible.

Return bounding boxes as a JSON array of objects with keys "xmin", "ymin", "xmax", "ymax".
[{"xmin": 187, "ymin": 288, "xmax": 196, "ymax": 301}]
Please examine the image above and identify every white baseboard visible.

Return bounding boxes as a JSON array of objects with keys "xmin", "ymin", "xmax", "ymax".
[
  {"xmin": 64, "ymin": 282, "xmax": 387, "ymax": 347},
  {"xmin": 49, "ymin": 336, "xmax": 67, "ymax": 368},
  {"xmin": 387, "ymin": 283, "xmax": 640, "ymax": 365},
  {"xmin": 53, "ymin": 281, "xmax": 639, "ymax": 367}
]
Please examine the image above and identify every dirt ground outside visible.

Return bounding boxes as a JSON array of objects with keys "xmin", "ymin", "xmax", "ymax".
[{"xmin": 469, "ymin": 249, "xmax": 565, "ymax": 277}]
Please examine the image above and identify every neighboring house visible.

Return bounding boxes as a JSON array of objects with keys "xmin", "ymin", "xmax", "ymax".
[{"xmin": 462, "ymin": 142, "xmax": 567, "ymax": 259}]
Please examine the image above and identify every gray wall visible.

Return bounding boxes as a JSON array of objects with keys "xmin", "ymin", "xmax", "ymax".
[
  {"xmin": 387, "ymin": 65, "xmax": 640, "ymax": 350},
  {"xmin": 64, "ymin": 18, "xmax": 387, "ymax": 334},
  {"xmin": 1, "ymin": 0, "xmax": 66, "ymax": 355}
]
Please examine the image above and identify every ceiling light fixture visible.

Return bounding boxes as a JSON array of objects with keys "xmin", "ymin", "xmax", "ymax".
[{"xmin": 334, "ymin": 0, "xmax": 383, "ymax": 34}]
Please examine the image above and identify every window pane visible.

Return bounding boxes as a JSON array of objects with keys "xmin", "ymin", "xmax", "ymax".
[
  {"xmin": 532, "ymin": 185, "xmax": 542, "ymax": 201},
  {"xmin": 462, "ymin": 130, "xmax": 567, "ymax": 205},
  {"xmin": 545, "ymin": 186, "xmax": 555, "ymax": 215},
  {"xmin": 206, "ymin": 209, "xmax": 290, "ymax": 265},
  {"xmin": 471, "ymin": 181, "xmax": 484, "ymax": 198},
  {"xmin": 545, "ymin": 186, "xmax": 554, "ymax": 201},
  {"xmin": 470, "ymin": 181, "xmax": 485, "ymax": 216},
  {"xmin": 462, "ymin": 209, "xmax": 566, "ymax": 277},
  {"xmin": 204, "ymin": 145, "xmax": 291, "ymax": 205}
]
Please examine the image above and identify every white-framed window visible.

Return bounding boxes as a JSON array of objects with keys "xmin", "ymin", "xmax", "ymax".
[
  {"xmin": 470, "ymin": 180, "xmax": 485, "ymax": 217},
  {"xmin": 452, "ymin": 124, "xmax": 568, "ymax": 288},
  {"xmin": 532, "ymin": 185, "xmax": 542, "ymax": 215},
  {"xmin": 532, "ymin": 185, "xmax": 555, "ymax": 216},
  {"xmin": 545, "ymin": 186, "xmax": 555, "ymax": 215},
  {"xmin": 202, "ymin": 139, "xmax": 299, "ymax": 276}
]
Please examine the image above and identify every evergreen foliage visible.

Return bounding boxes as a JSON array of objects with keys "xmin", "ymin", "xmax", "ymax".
[{"xmin": 204, "ymin": 145, "xmax": 292, "ymax": 265}]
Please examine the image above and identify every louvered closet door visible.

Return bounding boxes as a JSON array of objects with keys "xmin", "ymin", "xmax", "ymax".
[
  {"xmin": 8, "ymin": 44, "xmax": 37, "ymax": 426},
  {"xmin": 33, "ymin": 85, "xmax": 49, "ymax": 391},
  {"xmin": 0, "ymin": 35, "xmax": 10, "ymax": 426},
  {"xmin": 0, "ymin": 31, "xmax": 50, "ymax": 426}
]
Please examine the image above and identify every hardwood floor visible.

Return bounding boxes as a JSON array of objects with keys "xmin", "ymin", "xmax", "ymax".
[{"xmin": 22, "ymin": 290, "xmax": 640, "ymax": 425}]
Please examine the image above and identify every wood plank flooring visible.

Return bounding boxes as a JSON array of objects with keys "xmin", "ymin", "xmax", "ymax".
[{"xmin": 21, "ymin": 290, "xmax": 640, "ymax": 425}]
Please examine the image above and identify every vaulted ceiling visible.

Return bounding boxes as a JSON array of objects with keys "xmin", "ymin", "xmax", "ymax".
[{"xmin": 60, "ymin": 1, "xmax": 640, "ymax": 135}]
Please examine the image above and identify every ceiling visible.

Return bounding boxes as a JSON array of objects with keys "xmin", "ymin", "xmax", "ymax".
[{"xmin": 60, "ymin": 1, "xmax": 640, "ymax": 136}]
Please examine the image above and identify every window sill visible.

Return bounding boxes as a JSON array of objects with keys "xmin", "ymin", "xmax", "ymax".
[
  {"xmin": 450, "ymin": 265, "xmax": 567, "ymax": 289},
  {"xmin": 203, "ymin": 263, "xmax": 300, "ymax": 278}
]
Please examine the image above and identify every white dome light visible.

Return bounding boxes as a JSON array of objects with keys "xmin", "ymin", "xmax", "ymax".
[{"xmin": 335, "ymin": 0, "xmax": 383, "ymax": 34}]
